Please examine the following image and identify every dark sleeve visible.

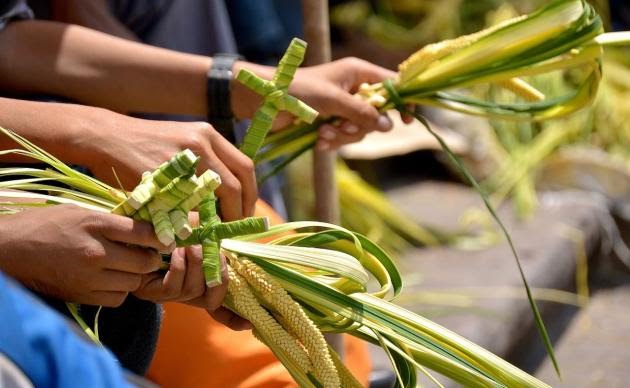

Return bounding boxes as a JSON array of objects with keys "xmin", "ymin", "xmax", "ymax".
[
  {"xmin": 610, "ymin": 0, "xmax": 630, "ymax": 31},
  {"xmin": 0, "ymin": 0, "xmax": 33, "ymax": 30}
]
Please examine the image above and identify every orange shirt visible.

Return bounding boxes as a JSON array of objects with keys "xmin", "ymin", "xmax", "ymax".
[{"xmin": 146, "ymin": 200, "xmax": 371, "ymax": 387}]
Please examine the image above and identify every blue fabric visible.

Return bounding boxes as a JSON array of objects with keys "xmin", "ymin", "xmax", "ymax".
[
  {"xmin": 226, "ymin": 0, "xmax": 303, "ymax": 64},
  {"xmin": 0, "ymin": 272, "xmax": 131, "ymax": 388},
  {"xmin": 37, "ymin": 293, "xmax": 161, "ymax": 376}
]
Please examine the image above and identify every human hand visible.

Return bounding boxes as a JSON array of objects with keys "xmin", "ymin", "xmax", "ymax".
[
  {"xmin": 133, "ymin": 245, "xmax": 251, "ymax": 331},
  {"xmin": 78, "ymin": 113, "xmax": 256, "ymax": 221},
  {"xmin": 0, "ymin": 205, "xmax": 167, "ymax": 306},
  {"xmin": 289, "ymin": 58, "xmax": 417, "ymax": 150},
  {"xmin": 233, "ymin": 57, "xmax": 411, "ymax": 151}
]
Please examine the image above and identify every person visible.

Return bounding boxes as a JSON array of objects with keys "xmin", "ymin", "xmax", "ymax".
[
  {"xmin": 0, "ymin": 188, "xmax": 249, "ymax": 374},
  {"xmin": 0, "ymin": 1, "xmax": 402, "ymax": 219},
  {"xmin": 0, "ymin": 6, "xmax": 397, "ymax": 154},
  {"xmin": 0, "ymin": 11, "xmax": 256, "ymax": 368},
  {"xmin": 0, "ymin": 0, "xmax": 402, "ymax": 384},
  {"xmin": 0, "ymin": 269, "xmax": 138, "ymax": 388},
  {"xmin": 48, "ymin": 0, "xmax": 303, "ymax": 218},
  {"xmin": 0, "ymin": 203, "xmax": 232, "ymax": 385},
  {"xmin": 40, "ymin": 3, "xmax": 384, "ymax": 386},
  {"xmin": 610, "ymin": 0, "xmax": 630, "ymax": 30}
]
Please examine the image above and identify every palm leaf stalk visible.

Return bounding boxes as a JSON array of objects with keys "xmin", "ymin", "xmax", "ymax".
[
  {"xmin": 481, "ymin": 53, "xmax": 630, "ymax": 218},
  {"xmin": 482, "ymin": 115, "xmax": 587, "ymax": 218},
  {"xmin": 236, "ymin": 2, "xmax": 630, "ymax": 376},
  {"xmin": 0, "ymin": 125, "xmax": 551, "ymax": 387},
  {"xmin": 255, "ymin": 0, "xmax": 630, "ymax": 173}
]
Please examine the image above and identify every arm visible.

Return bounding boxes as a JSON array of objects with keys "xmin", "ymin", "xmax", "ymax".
[
  {"xmin": 0, "ymin": 21, "xmax": 397, "ymax": 148},
  {"xmin": 0, "ymin": 20, "xmax": 218, "ymax": 116},
  {"xmin": 0, "ymin": 19, "xmax": 273, "ymax": 117},
  {"xmin": 133, "ymin": 244, "xmax": 251, "ymax": 331},
  {"xmin": 0, "ymin": 204, "xmax": 247, "ymax": 328},
  {"xmin": 0, "ymin": 20, "xmax": 274, "ymax": 117},
  {"xmin": 0, "ymin": 97, "xmax": 256, "ymax": 220},
  {"xmin": 0, "ymin": 205, "xmax": 166, "ymax": 307}
]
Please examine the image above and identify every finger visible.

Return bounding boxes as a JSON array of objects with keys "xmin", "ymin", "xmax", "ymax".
[
  {"xmin": 185, "ymin": 132, "xmax": 243, "ymax": 221},
  {"xmin": 348, "ymin": 58, "xmax": 397, "ymax": 86},
  {"xmin": 93, "ymin": 270, "xmax": 142, "ymax": 293},
  {"xmin": 203, "ymin": 254, "xmax": 229, "ymax": 311},
  {"xmin": 337, "ymin": 120, "xmax": 365, "ymax": 137},
  {"xmin": 179, "ymin": 245, "xmax": 205, "ymax": 301},
  {"xmin": 132, "ymin": 272, "xmax": 163, "ymax": 301},
  {"xmin": 188, "ymin": 211, "xmax": 200, "ymax": 227},
  {"xmin": 328, "ymin": 91, "xmax": 393, "ymax": 134},
  {"xmin": 98, "ymin": 214, "xmax": 172, "ymax": 252},
  {"xmin": 317, "ymin": 123, "xmax": 366, "ymax": 150},
  {"xmin": 271, "ymin": 111, "xmax": 294, "ymax": 131},
  {"xmin": 209, "ymin": 306, "xmax": 253, "ymax": 331},
  {"xmin": 155, "ymin": 247, "xmax": 187, "ymax": 301},
  {"xmin": 401, "ymin": 104, "xmax": 415, "ymax": 124},
  {"xmin": 199, "ymin": 151, "xmax": 243, "ymax": 221},
  {"xmin": 211, "ymin": 133, "xmax": 258, "ymax": 217},
  {"xmin": 101, "ymin": 242, "xmax": 163, "ymax": 274}
]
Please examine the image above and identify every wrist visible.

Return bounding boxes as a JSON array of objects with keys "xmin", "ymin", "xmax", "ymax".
[
  {"xmin": 0, "ymin": 213, "xmax": 23, "ymax": 278},
  {"xmin": 64, "ymin": 105, "xmax": 123, "ymax": 167},
  {"xmin": 206, "ymin": 54, "xmax": 243, "ymax": 143}
]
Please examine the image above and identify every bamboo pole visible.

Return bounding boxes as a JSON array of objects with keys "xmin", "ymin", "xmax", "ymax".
[{"xmin": 300, "ymin": 0, "xmax": 344, "ymax": 357}]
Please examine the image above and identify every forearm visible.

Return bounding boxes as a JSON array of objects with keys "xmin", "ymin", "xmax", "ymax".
[
  {"xmin": 0, "ymin": 97, "xmax": 108, "ymax": 165},
  {"xmin": 0, "ymin": 20, "xmax": 274, "ymax": 118},
  {"xmin": 0, "ymin": 20, "xmax": 209, "ymax": 115},
  {"xmin": 0, "ymin": 213, "xmax": 29, "ymax": 283}
]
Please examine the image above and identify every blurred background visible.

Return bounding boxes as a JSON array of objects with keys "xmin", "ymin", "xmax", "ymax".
[{"xmin": 285, "ymin": 1, "xmax": 629, "ymax": 387}]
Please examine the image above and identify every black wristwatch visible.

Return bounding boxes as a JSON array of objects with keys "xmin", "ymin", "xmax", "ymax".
[{"xmin": 206, "ymin": 53, "xmax": 242, "ymax": 144}]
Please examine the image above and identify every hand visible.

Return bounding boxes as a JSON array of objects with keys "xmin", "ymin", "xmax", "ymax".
[
  {"xmin": 233, "ymin": 57, "xmax": 413, "ymax": 150},
  {"xmin": 289, "ymin": 58, "xmax": 417, "ymax": 150},
  {"xmin": 78, "ymin": 114, "xmax": 257, "ymax": 221},
  {"xmin": 133, "ymin": 245, "xmax": 251, "ymax": 331},
  {"xmin": 0, "ymin": 205, "xmax": 167, "ymax": 306},
  {"xmin": 287, "ymin": 57, "xmax": 391, "ymax": 148}
]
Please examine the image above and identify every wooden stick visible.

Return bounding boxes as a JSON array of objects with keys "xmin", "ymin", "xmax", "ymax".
[{"xmin": 300, "ymin": 0, "xmax": 344, "ymax": 358}]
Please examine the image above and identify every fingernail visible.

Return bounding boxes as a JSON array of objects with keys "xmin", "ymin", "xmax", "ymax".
[
  {"xmin": 321, "ymin": 130, "xmax": 336, "ymax": 140},
  {"xmin": 317, "ymin": 141, "xmax": 330, "ymax": 151},
  {"xmin": 344, "ymin": 124, "xmax": 359, "ymax": 134},
  {"xmin": 377, "ymin": 115, "xmax": 393, "ymax": 131}
]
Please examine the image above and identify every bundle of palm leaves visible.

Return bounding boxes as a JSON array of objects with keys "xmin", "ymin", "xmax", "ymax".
[
  {"xmin": 236, "ymin": 2, "xmax": 630, "ymax": 375},
  {"xmin": 471, "ymin": 52, "xmax": 630, "ymax": 219},
  {"xmin": 0, "ymin": 126, "xmax": 552, "ymax": 387}
]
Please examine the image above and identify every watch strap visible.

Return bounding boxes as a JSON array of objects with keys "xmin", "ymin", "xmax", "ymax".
[{"xmin": 207, "ymin": 53, "xmax": 242, "ymax": 144}]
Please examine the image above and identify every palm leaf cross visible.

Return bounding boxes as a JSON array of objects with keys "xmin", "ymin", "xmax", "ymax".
[
  {"xmin": 192, "ymin": 194, "xmax": 269, "ymax": 286},
  {"xmin": 238, "ymin": 38, "xmax": 319, "ymax": 160}
]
